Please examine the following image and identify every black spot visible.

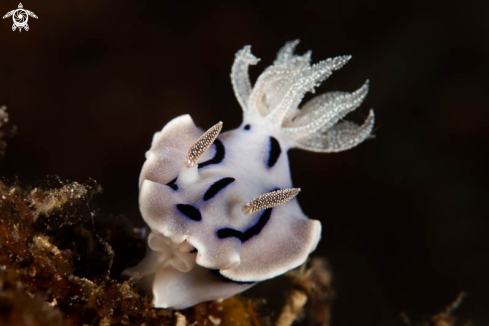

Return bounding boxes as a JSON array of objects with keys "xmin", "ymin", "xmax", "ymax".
[
  {"xmin": 267, "ymin": 137, "xmax": 281, "ymax": 168},
  {"xmin": 199, "ymin": 139, "xmax": 225, "ymax": 169},
  {"xmin": 166, "ymin": 177, "xmax": 178, "ymax": 191},
  {"xmin": 176, "ymin": 204, "xmax": 202, "ymax": 221},
  {"xmin": 190, "ymin": 248, "xmax": 198, "ymax": 253},
  {"xmin": 203, "ymin": 177, "xmax": 235, "ymax": 201},
  {"xmin": 244, "ymin": 124, "xmax": 251, "ymax": 130},
  {"xmin": 217, "ymin": 208, "xmax": 273, "ymax": 242}
]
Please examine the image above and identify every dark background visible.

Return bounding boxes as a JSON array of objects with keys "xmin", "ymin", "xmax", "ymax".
[{"xmin": 0, "ymin": 0, "xmax": 487, "ymax": 325}]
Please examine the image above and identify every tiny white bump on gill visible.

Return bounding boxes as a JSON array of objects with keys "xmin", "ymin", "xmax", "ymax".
[{"xmin": 125, "ymin": 40, "xmax": 375, "ymax": 309}]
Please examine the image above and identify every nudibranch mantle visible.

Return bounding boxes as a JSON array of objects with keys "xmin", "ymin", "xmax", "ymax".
[{"xmin": 125, "ymin": 40, "xmax": 375, "ymax": 309}]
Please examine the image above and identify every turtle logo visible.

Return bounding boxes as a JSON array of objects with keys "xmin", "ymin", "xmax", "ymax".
[{"xmin": 3, "ymin": 3, "xmax": 38, "ymax": 32}]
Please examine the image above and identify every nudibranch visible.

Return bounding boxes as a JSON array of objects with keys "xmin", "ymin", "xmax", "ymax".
[{"xmin": 125, "ymin": 40, "xmax": 375, "ymax": 309}]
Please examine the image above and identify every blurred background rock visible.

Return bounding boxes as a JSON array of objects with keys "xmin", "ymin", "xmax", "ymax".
[{"xmin": 0, "ymin": 0, "xmax": 487, "ymax": 324}]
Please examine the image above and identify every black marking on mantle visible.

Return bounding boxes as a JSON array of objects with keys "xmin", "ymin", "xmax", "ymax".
[
  {"xmin": 267, "ymin": 137, "xmax": 281, "ymax": 168},
  {"xmin": 203, "ymin": 177, "xmax": 235, "ymax": 201},
  {"xmin": 166, "ymin": 177, "xmax": 178, "ymax": 191},
  {"xmin": 244, "ymin": 124, "xmax": 251, "ymax": 130},
  {"xmin": 217, "ymin": 208, "xmax": 273, "ymax": 242},
  {"xmin": 176, "ymin": 204, "xmax": 202, "ymax": 221},
  {"xmin": 198, "ymin": 138, "xmax": 225, "ymax": 169}
]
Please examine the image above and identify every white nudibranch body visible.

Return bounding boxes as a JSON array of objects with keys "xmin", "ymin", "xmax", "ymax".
[{"xmin": 125, "ymin": 40, "xmax": 375, "ymax": 309}]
